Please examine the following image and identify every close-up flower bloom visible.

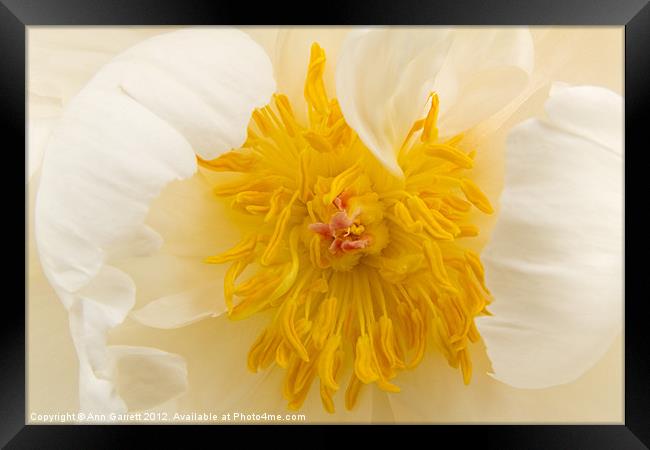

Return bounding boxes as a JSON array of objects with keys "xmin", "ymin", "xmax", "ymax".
[{"xmin": 27, "ymin": 26, "xmax": 623, "ymax": 423}]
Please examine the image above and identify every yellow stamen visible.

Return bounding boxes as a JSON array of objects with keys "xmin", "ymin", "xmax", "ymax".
[
  {"xmin": 201, "ymin": 43, "xmax": 495, "ymax": 413},
  {"xmin": 421, "ymin": 93, "xmax": 440, "ymax": 143},
  {"xmin": 425, "ymin": 143, "xmax": 475, "ymax": 169},
  {"xmin": 460, "ymin": 178, "xmax": 494, "ymax": 214},
  {"xmin": 261, "ymin": 191, "xmax": 299, "ymax": 266},
  {"xmin": 204, "ymin": 235, "xmax": 257, "ymax": 264},
  {"xmin": 318, "ymin": 334, "xmax": 342, "ymax": 390}
]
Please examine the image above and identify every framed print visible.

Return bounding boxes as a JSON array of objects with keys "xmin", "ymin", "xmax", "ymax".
[{"xmin": 4, "ymin": 0, "xmax": 649, "ymax": 447}]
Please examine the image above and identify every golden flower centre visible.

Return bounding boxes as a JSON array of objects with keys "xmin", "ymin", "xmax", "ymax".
[{"xmin": 201, "ymin": 43, "xmax": 494, "ymax": 413}]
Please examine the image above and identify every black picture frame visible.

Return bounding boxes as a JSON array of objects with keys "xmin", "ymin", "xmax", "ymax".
[{"xmin": 5, "ymin": 0, "xmax": 649, "ymax": 447}]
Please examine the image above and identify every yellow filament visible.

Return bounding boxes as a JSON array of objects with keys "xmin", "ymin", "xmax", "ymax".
[{"xmin": 421, "ymin": 93, "xmax": 440, "ymax": 143}]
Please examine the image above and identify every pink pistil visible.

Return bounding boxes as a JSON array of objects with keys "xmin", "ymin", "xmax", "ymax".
[
  {"xmin": 329, "ymin": 238, "xmax": 344, "ymax": 254},
  {"xmin": 341, "ymin": 237, "xmax": 370, "ymax": 251},
  {"xmin": 333, "ymin": 190, "xmax": 352, "ymax": 211},
  {"xmin": 330, "ymin": 211, "xmax": 354, "ymax": 230},
  {"xmin": 308, "ymin": 222, "xmax": 332, "ymax": 237},
  {"xmin": 310, "ymin": 192, "xmax": 369, "ymax": 255}
]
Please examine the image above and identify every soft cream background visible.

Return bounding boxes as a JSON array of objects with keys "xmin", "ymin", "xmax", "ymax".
[{"xmin": 27, "ymin": 27, "xmax": 623, "ymax": 423}]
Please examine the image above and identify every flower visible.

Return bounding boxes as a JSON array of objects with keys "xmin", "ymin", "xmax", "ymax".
[{"xmin": 28, "ymin": 27, "xmax": 623, "ymax": 422}]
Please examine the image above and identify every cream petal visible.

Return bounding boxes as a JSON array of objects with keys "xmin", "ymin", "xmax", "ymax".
[
  {"xmin": 112, "ymin": 29, "xmax": 275, "ymax": 160},
  {"xmin": 121, "ymin": 169, "xmax": 245, "ymax": 329},
  {"xmin": 241, "ymin": 27, "xmax": 281, "ymax": 66},
  {"xmin": 67, "ymin": 271, "xmax": 139, "ymax": 415},
  {"xmin": 387, "ymin": 338, "xmax": 622, "ymax": 422},
  {"xmin": 35, "ymin": 28, "xmax": 276, "ymax": 413},
  {"xmin": 545, "ymin": 83, "xmax": 623, "ymax": 154},
  {"xmin": 28, "ymin": 103, "xmax": 59, "ymax": 181},
  {"xmin": 529, "ymin": 28, "xmax": 623, "ymax": 95},
  {"xmin": 68, "ymin": 267, "xmax": 135, "ymax": 414},
  {"xmin": 28, "ymin": 172, "xmax": 82, "ymax": 415},
  {"xmin": 336, "ymin": 28, "xmax": 453, "ymax": 176},
  {"xmin": 28, "ymin": 276, "xmax": 80, "ymax": 416},
  {"xmin": 106, "ymin": 346, "xmax": 188, "ymax": 412},
  {"xmin": 336, "ymin": 28, "xmax": 533, "ymax": 175},
  {"xmin": 225, "ymin": 365, "xmax": 376, "ymax": 423},
  {"xmin": 28, "ymin": 28, "xmax": 175, "ymax": 103},
  {"xmin": 369, "ymin": 388, "xmax": 396, "ymax": 423},
  {"xmin": 74, "ymin": 265, "xmax": 135, "ymax": 326},
  {"xmin": 143, "ymin": 169, "xmax": 252, "ymax": 259},
  {"xmin": 112, "ymin": 246, "xmax": 230, "ymax": 315},
  {"xmin": 335, "ymin": 28, "xmax": 533, "ymax": 176},
  {"xmin": 106, "ymin": 310, "xmax": 273, "ymax": 418},
  {"xmin": 387, "ymin": 347, "xmax": 525, "ymax": 422},
  {"xmin": 476, "ymin": 85, "xmax": 623, "ymax": 389},
  {"xmin": 434, "ymin": 28, "xmax": 534, "ymax": 136},
  {"xmin": 109, "ymin": 310, "xmax": 376, "ymax": 422},
  {"xmin": 131, "ymin": 279, "xmax": 227, "ymax": 329},
  {"xmin": 28, "ymin": 28, "xmax": 174, "ymax": 179},
  {"xmin": 36, "ymin": 89, "xmax": 197, "ymax": 294},
  {"xmin": 103, "ymin": 225, "xmax": 162, "ymax": 261}
]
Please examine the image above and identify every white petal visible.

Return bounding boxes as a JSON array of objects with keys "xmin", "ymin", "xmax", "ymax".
[
  {"xmin": 144, "ymin": 170, "xmax": 250, "ymax": 259},
  {"xmin": 387, "ymin": 348, "xmax": 525, "ymax": 422},
  {"xmin": 107, "ymin": 225, "xmax": 164, "ymax": 260},
  {"xmin": 241, "ymin": 27, "xmax": 280, "ymax": 60},
  {"xmin": 28, "ymin": 115, "xmax": 59, "ymax": 179},
  {"xmin": 35, "ymin": 28, "xmax": 275, "ymax": 413},
  {"xmin": 36, "ymin": 89, "xmax": 197, "ymax": 295},
  {"xmin": 68, "ymin": 268, "xmax": 135, "ymax": 414},
  {"xmin": 387, "ymin": 338, "xmax": 622, "ymax": 422},
  {"xmin": 545, "ymin": 84, "xmax": 623, "ymax": 154},
  {"xmin": 36, "ymin": 27, "xmax": 274, "ymax": 295},
  {"xmin": 27, "ymin": 28, "xmax": 175, "ymax": 179},
  {"xmin": 107, "ymin": 310, "xmax": 276, "ymax": 417},
  {"xmin": 336, "ymin": 28, "xmax": 453, "ymax": 175},
  {"xmin": 131, "ymin": 280, "xmax": 227, "ymax": 329},
  {"xmin": 27, "ymin": 92, "xmax": 63, "ymax": 180},
  {"xmin": 110, "ymin": 309, "xmax": 376, "ymax": 422},
  {"xmin": 28, "ymin": 28, "xmax": 174, "ymax": 103},
  {"xmin": 477, "ymin": 85, "xmax": 623, "ymax": 389},
  {"xmin": 434, "ymin": 28, "xmax": 534, "ymax": 136},
  {"xmin": 336, "ymin": 28, "xmax": 533, "ymax": 175},
  {"xmin": 106, "ymin": 346, "xmax": 188, "ymax": 412},
  {"xmin": 74, "ymin": 265, "xmax": 135, "ymax": 326},
  {"xmin": 111, "ymin": 29, "xmax": 275, "ymax": 160},
  {"xmin": 120, "ymin": 170, "xmax": 246, "ymax": 329},
  {"xmin": 62, "ymin": 301, "xmax": 128, "ymax": 416}
]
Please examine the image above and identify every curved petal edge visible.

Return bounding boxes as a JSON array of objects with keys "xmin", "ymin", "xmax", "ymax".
[
  {"xmin": 476, "ymin": 85, "xmax": 623, "ymax": 389},
  {"xmin": 34, "ymin": 28, "xmax": 276, "ymax": 413}
]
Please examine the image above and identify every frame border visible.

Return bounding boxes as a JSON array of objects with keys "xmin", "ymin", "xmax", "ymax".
[{"xmin": 6, "ymin": 0, "xmax": 649, "ymax": 447}]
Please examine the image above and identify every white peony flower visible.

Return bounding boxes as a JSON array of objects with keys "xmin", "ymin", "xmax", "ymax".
[{"xmin": 28, "ymin": 27, "xmax": 623, "ymax": 423}]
